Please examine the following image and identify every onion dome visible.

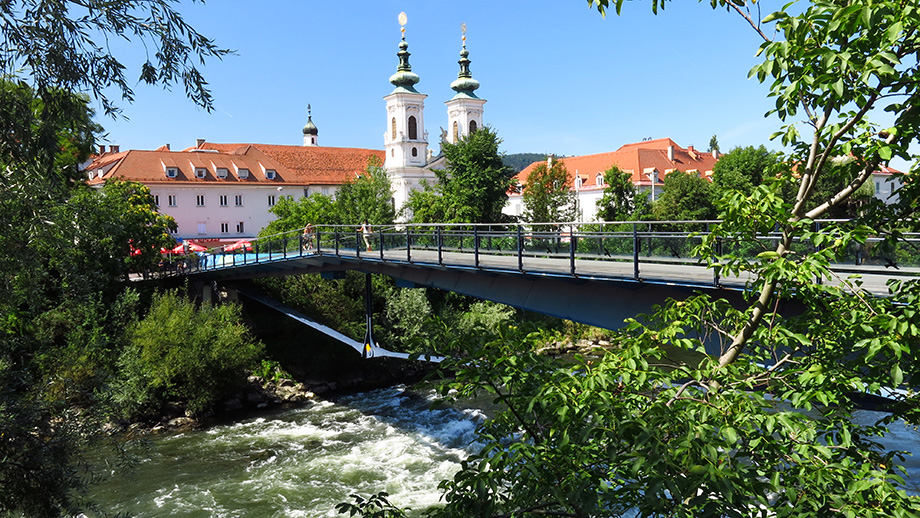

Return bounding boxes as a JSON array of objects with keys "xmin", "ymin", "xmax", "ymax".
[
  {"xmin": 450, "ymin": 36, "xmax": 480, "ymax": 99},
  {"xmin": 389, "ymin": 30, "xmax": 420, "ymax": 93},
  {"xmin": 302, "ymin": 104, "xmax": 318, "ymax": 136}
]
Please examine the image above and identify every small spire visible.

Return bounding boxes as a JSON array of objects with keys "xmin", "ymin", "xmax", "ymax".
[
  {"xmin": 303, "ymin": 103, "xmax": 318, "ymax": 136},
  {"xmin": 389, "ymin": 12, "xmax": 420, "ymax": 92},
  {"xmin": 450, "ymin": 23, "xmax": 480, "ymax": 98}
]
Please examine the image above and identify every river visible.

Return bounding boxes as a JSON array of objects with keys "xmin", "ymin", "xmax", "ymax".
[
  {"xmin": 86, "ymin": 385, "xmax": 920, "ymax": 517},
  {"xmin": 87, "ymin": 385, "xmax": 483, "ymax": 517}
]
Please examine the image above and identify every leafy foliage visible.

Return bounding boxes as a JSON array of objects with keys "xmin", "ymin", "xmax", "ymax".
[
  {"xmin": 521, "ymin": 158, "xmax": 578, "ymax": 225},
  {"xmin": 595, "ymin": 165, "xmax": 636, "ymax": 221},
  {"xmin": 652, "ymin": 170, "xmax": 717, "ymax": 222},
  {"xmin": 405, "ymin": 126, "xmax": 515, "ymax": 223},
  {"xmin": 117, "ymin": 290, "xmax": 264, "ymax": 417},
  {"xmin": 0, "ymin": 0, "xmax": 231, "ymax": 117}
]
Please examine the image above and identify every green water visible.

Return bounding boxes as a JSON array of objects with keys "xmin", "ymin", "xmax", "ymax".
[{"xmin": 86, "ymin": 385, "xmax": 482, "ymax": 517}]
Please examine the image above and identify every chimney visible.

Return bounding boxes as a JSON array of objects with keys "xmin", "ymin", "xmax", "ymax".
[
  {"xmin": 712, "ymin": 149, "xmax": 719, "ymax": 160},
  {"xmin": 667, "ymin": 145, "xmax": 674, "ymax": 161},
  {"xmin": 99, "ymin": 145, "xmax": 106, "ymax": 154},
  {"xmin": 111, "ymin": 145, "xmax": 120, "ymax": 153},
  {"xmin": 196, "ymin": 138, "xmax": 205, "ymax": 148},
  {"xmin": 547, "ymin": 155, "xmax": 554, "ymax": 169},
  {"xmin": 165, "ymin": 143, "xmax": 171, "ymax": 151}
]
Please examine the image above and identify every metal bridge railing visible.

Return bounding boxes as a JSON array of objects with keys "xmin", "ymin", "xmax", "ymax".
[{"xmin": 178, "ymin": 220, "xmax": 920, "ymax": 286}]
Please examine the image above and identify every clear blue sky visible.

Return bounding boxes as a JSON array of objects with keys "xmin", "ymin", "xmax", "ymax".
[{"xmin": 98, "ymin": 0, "xmax": 787, "ymax": 158}]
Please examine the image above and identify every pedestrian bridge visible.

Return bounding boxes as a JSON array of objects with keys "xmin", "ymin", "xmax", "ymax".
[{"xmin": 178, "ymin": 221, "xmax": 917, "ymax": 336}]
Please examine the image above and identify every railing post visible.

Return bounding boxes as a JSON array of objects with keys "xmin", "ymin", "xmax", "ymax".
[
  {"xmin": 407, "ymin": 225, "xmax": 411, "ymax": 262},
  {"xmin": 378, "ymin": 229, "xmax": 383, "ymax": 260},
  {"xmin": 474, "ymin": 226, "xmax": 480, "ymax": 269},
  {"xmin": 283, "ymin": 236, "xmax": 288, "ymax": 259},
  {"xmin": 356, "ymin": 230, "xmax": 361, "ymax": 259},
  {"xmin": 437, "ymin": 225, "xmax": 443, "ymax": 265},
  {"xmin": 569, "ymin": 228, "xmax": 576, "ymax": 276},
  {"xmin": 517, "ymin": 225, "xmax": 524, "ymax": 272},
  {"xmin": 633, "ymin": 223, "xmax": 640, "ymax": 280},
  {"xmin": 335, "ymin": 231, "xmax": 340, "ymax": 256}
]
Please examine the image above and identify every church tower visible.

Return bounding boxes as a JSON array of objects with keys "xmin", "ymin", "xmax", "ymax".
[
  {"xmin": 383, "ymin": 14, "xmax": 428, "ymax": 170},
  {"xmin": 445, "ymin": 26, "xmax": 485, "ymax": 144},
  {"xmin": 383, "ymin": 13, "xmax": 433, "ymax": 218},
  {"xmin": 302, "ymin": 104, "xmax": 318, "ymax": 146}
]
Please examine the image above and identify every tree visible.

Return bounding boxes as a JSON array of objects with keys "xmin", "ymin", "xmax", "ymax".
[
  {"xmin": 711, "ymin": 145, "xmax": 781, "ymax": 196},
  {"xmin": 521, "ymin": 158, "xmax": 578, "ymax": 225},
  {"xmin": 421, "ymin": 1, "xmax": 920, "ymax": 517},
  {"xmin": 0, "ymin": 3, "xmax": 228, "ymax": 514},
  {"xmin": 334, "ymin": 156, "xmax": 396, "ymax": 226},
  {"xmin": 708, "ymin": 134, "xmax": 720, "ymax": 153},
  {"xmin": 1, "ymin": 0, "xmax": 231, "ymax": 118},
  {"xmin": 651, "ymin": 170, "xmax": 717, "ymax": 222},
  {"xmin": 595, "ymin": 165, "xmax": 636, "ymax": 221},
  {"xmin": 404, "ymin": 126, "xmax": 515, "ymax": 223}
]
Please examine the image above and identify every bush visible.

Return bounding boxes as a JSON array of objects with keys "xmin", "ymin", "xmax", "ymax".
[{"xmin": 116, "ymin": 290, "xmax": 263, "ymax": 418}]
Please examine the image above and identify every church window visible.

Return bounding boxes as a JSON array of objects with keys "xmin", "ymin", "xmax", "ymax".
[
  {"xmin": 391, "ymin": 149, "xmax": 394, "ymax": 157},
  {"xmin": 452, "ymin": 121, "xmax": 459, "ymax": 142},
  {"xmin": 469, "ymin": 120, "xmax": 478, "ymax": 133},
  {"xmin": 391, "ymin": 117, "xmax": 396, "ymax": 140},
  {"xmin": 408, "ymin": 116, "xmax": 418, "ymax": 140},
  {"xmin": 411, "ymin": 147, "xmax": 418, "ymax": 157}
]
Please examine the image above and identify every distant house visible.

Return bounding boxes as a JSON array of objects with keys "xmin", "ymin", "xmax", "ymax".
[
  {"xmin": 85, "ymin": 141, "xmax": 383, "ymax": 244},
  {"xmin": 505, "ymin": 138, "xmax": 720, "ymax": 222},
  {"xmin": 872, "ymin": 164, "xmax": 903, "ymax": 204}
]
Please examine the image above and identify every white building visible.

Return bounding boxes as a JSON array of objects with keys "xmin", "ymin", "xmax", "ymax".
[{"xmin": 84, "ymin": 20, "xmax": 488, "ymax": 243}]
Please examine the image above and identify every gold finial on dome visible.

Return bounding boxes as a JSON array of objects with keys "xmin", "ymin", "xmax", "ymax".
[{"xmin": 398, "ymin": 11, "xmax": 407, "ymax": 36}]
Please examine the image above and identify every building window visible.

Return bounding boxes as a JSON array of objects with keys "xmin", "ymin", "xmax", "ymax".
[
  {"xmin": 196, "ymin": 195, "xmax": 205, "ymax": 207},
  {"xmin": 453, "ymin": 121, "xmax": 459, "ymax": 142},
  {"xmin": 268, "ymin": 195, "xmax": 276, "ymax": 207},
  {"xmin": 408, "ymin": 116, "xmax": 418, "ymax": 140},
  {"xmin": 236, "ymin": 221, "xmax": 245, "ymax": 233},
  {"xmin": 168, "ymin": 194, "xmax": 177, "ymax": 207},
  {"xmin": 166, "ymin": 167, "xmax": 178, "ymax": 178},
  {"xmin": 265, "ymin": 169, "xmax": 277, "ymax": 180},
  {"xmin": 390, "ymin": 149, "xmax": 394, "ymax": 157},
  {"xmin": 219, "ymin": 194, "xmax": 228, "ymax": 207},
  {"xmin": 391, "ymin": 117, "xmax": 396, "ymax": 140},
  {"xmin": 238, "ymin": 168, "xmax": 250, "ymax": 179},
  {"xmin": 411, "ymin": 147, "xmax": 418, "ymax": 157},
  {"xmin": 220, "ymin": 222, "xmax": 229, "ymax": 234},
  {"xmin": 322, "ymin": 187, "xmax": 329, "ymax": 196},
  {"xmin": 304, "ymin": 188, "xmax": 310, "ymax": 197},
  {"xmin": 154, "ymin": 195, "xmax": 160, "ymax": 207},
  {"xmin": 469, "ymin": 120, "xmax": 478, "ymax": 133},
  {"xmin": 195, "ymin": 167, "xmax": 207, "ymax": 179},
  {"xmin": 235, "ymin": 194, "xmax": 243, "ymax": 206},
  {"xmin": 197, "ymin": 222, "xmax": 207, "ymax": 235},
  {"xmin": 216, "ymin": 167, "xmax": 229, "ymax": 179},
  {"xmin": 596, "ymin": 173, "xmax": 604, "ymax": 186}
]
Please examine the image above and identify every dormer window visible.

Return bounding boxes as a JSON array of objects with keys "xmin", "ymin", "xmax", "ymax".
[
  {"xmin": 238, "ymin": 168, "xmax": 250, "ymax": 179},
  {"xmin": 166, "ymin": 167, "xmax": 178, "ymax": 179},
  {"xmin": 596, "ymin": 173, "xmax": 604, "ymax": 187},
  {"xmin": 195, "ymin": 167, "xmax": 207, "ymax": 179},
  {"xmin": 216, "ymin": 167, "xmax": 228, "ymax": 179},
  {"xmin": 265, "ymin": 169, "xmax": 277, "ymax": 180}
]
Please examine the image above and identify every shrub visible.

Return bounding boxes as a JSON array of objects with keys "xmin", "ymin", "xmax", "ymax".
[{"xmin": 116, "ymin": 290, "xmax": 263, "ymax": 418}]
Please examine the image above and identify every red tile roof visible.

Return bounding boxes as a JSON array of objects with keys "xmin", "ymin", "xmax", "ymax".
[
  {"xmin": 84, "ymin": 142, "xmax": 386, "ymax": 187},
  {"xmin": 515, "ymin": 138, "xmax": 720, "ymax": 190}
]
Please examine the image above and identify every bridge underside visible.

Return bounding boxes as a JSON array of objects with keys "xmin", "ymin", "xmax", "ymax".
[{"xmin": 189, "ymin": 255, "xmax": 764, "ymax": 331}]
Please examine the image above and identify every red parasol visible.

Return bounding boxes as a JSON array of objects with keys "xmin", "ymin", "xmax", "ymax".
[{"xmin": 224, "ymin": 240, "xmax": 253, "ymax": 252}]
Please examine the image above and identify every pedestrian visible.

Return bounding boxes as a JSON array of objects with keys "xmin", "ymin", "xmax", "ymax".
[
  {"xmin": 361, "ymin": 219, "xmax": 372, "ymax": 252},
  {"xmin": 302, "ymin": 223, "xmax": 314, "ymax": 252}
]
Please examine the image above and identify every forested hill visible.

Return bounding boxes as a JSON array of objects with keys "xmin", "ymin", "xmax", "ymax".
[{"xmin": 503, "ymin": 153, "xmax": 551, "ymax": 173}]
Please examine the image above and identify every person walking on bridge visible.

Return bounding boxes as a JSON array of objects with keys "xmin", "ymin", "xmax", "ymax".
[
  {"xmin": 301, "ymin": 223, "xmax": 314, "ymax": 252},
  {"xmin": 361, "ymin": 219, "xmax": 372, "ymax": 252}
]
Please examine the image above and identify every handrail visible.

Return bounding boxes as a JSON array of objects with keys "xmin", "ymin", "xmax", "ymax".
[{"xmin": 173, "ymin": 220, "xmax": 920, "ymax": 286}]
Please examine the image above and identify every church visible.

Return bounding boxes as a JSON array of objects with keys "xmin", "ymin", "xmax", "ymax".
[{"xmin": 84, "ymin": 20, "xmax": 485, "ymax": 245}]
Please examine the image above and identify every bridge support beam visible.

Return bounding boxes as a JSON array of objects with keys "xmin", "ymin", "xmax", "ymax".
[{"xmin": 362, "ymin": 273, "xmax": 376, "ymax": 358}]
